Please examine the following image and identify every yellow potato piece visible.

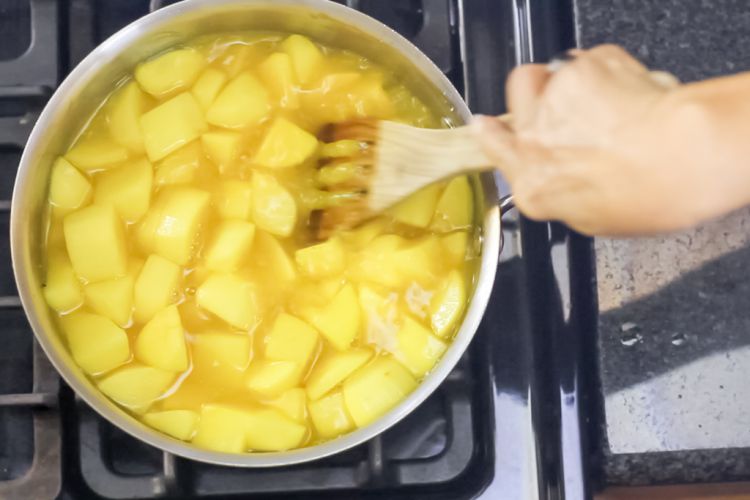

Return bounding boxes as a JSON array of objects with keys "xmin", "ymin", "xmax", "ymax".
[
  {"xmin": 191, "ymin": 68, "xmax": 228, "ymax": 111},
  {"xmin": 83, "ymin": 275, "xmax": 134, "ymax": 327},
  {"xmin": 244, "ymin": 359, "xmax": 300, "ymax": 398},
  {"xmin": 203, "ymin": 220, "xmax": 256, "ymax": 272},
  {"xmin": 389, "ymin": 183, "xmax": 443, "ymax": 228},
  {"xmin": 216, "ymin": 44, "xmax": 259, "ymax": 78},
  {"xmin": 342, "ymin": 356, "xmax": 417, "ymax": 427},
  {"xmin": 135, "ymin": 48, "xmax": 205, "ymax": 97},
  {"xmin": 431, "ymin": 176, "xmax": 473, "ymax": 231},
  {"xmin": 98, "ymin": 364, "xmax": 176, "ymax": 413},
  {"xmin": 143, "ymin": 409, "xmax": 199, "ymax": 441},
  {"xmin": 265, "ymin": 388, "xmax": 306, "ymax": 423},
  {"xmin": 347, "ymin": 234, "xmax": 406, "ymax": 288},
  {"xmin": 430, "ymin": 270, "xmax": 467, "ymax": 338},
  {"xmin": 280, "ymin": 34, "xmax": 322, "ymax": 84},
  {"xmin": 154, "ymin": 142, "xmax": 203, "ymax": 187},
  {"xmin": 244, "ymin": 406, "xmax": 307, "ymax": 451},
  {"xmin": 191, "ymin": 331, "xmax": 252, "ymax": 371},
  {"xmin": 294, "ymin": 236, "xmax": 345, "ymax": 278},
  {"xmin": 215, "ymin": 180, "xmax": 253, "ymax": 220},
  {"xmin": 395, "ymin": 316, "xmax": 447, "ymax": 377},
  {"xmin": 196, "ymin": 273, "xmax": 258, "ymax": 330},
  {"xmin": 441, "ymin": 231, "xmax": 469, "ymax": 265},
  {"xmin": 251, "ymin": 231, "xmax": 296, "ymax": 285},
  {"xmin": 308, "ymin": 390, "xmax": 354, "ymax": 439},
  {"xmin": 306, "ymin": 347, "xmax": 373, "ymax": 401},
  {"xmin": 63, "ymin": 204, "xmax": 128, "ymax": 282},
  {"xmin": 48, "ymin": 157, "xmax": 91, "ymax": 214},
  {"xmin": 94, "ymin": 158, "xmax": 153, "ymax": 222},
  {"xmin": 107, "ymin": 81, "xmax": 148, "ymax": 153},
  {"xmin": 43, "ymin": 250, "xmax": 83, "ymax": 313},
  {"xmin": 393, "ymin": 236, "xmax": 441, "ymax": 285},
  {"xmin": 307, "ymin": 283, "xmax": 360, "ymax": 351},
  {"xmin": 251, "ymin": 171, "xmax": 297, "ymax": 237},
  {"xmin": 192, "ymin": 404, "xmax": 250, "ymax": 453},
  {"xmin": 206, "ymin": 72, "xmax": 270, "ymax": 129},
  {"xmin": 348, "ymin": 75, "xmax": 394, "ymax": 119},
  {"xmin": 59, "ymin": 311, "xmax": 130, "ymax": 375},
  {"xmin": 357, "ymin": 285, "xmax": 400, "ymax": 351},
  {"xmin": 65, "ymin": 137, "xmax": 129, "ymax": 173},
  {"xmin": 258, "ymin": 52, "xmax": 299, "ymax": 108},
  {"xmin": 133, "ymin": 254, "xmax": 181, "ymax": 324},
  {"xmin": 339, "ymin": 219, "xmax": 385, "ymax": 249},
  {"xmin": 140, "ymin": 92, "xmax": 207, "ymax": 162},
  {"xmin": 137, "ymin": 187, "xmax": 211, "ymax": 266},
  {"xmin": 265, "ymin": 313, "xmax": 318, "ymax": 368},
  {"xmin": 201, "ymin": 131, "xmax": 243, "ymax": 175},
  {"xmin": 135, "ymin": 305, "xmax": 189, "ymax": 372},
  {"xmin": 253, "ymin": 117, "xmax": 317, "ymax": 168}
]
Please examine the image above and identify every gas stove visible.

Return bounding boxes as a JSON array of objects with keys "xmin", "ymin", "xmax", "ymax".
[{"xmin": 0, "ymin": 1, "xmax": 592, "ymax": 499}]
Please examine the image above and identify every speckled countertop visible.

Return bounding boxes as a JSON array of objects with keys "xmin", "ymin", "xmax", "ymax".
[{"xmin": 573, "ymin": 0, "xmax": 750, "ymax": 486}]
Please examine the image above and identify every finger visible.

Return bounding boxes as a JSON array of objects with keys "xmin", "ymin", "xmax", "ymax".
[
  {"xmin": 470, "ymin": 115, "xmax": 522, "ymax": 181},
  {"xmin": 505, "ymin": 64, "xmax": 552, "ymax": 128},
  {"xmin": 585, "ymin": 44, "xmax": 648, "ymax": 74}
]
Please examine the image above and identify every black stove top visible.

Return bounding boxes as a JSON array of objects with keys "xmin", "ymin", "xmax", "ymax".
[{"xmin": 0, "ymin": 1, "xmax": 591, "ymax": 499}]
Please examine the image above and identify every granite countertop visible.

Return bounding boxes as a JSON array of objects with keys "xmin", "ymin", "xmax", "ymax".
[{"xmin": 573, "ymin": 0, "xmax": 750, "ymax": 487}]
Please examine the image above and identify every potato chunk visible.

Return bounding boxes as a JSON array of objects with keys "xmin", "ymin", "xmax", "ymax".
[
  {"xmin": 430, "ymin": 270, "xmax": 467, "ymax": 338},
  {"xmin": 43, "ymin": 250, "xmax": 83, "ymax": 313},
  {"xmin": 258, "ymin": 52, "xmax": 298, "ymax": 108},
  {"xmin": 206, "ymin": 72, "xmax": 270, "ymax": 129},
  {"xmin": 191, "ymin": 405, "xmax": 250, "ymax": 453},
  {"xmin": 265, "ymin": 313, "xmax": 318, "ymax": 368},
  {"xmin": 244, "ymin": 407, "xmax": 307, "ymax": 451},
  {"xmin": 389, "ymin": 183, "xmax": 443, "ymax": 228},
  {"xmin": 342, "ymin": 356, "xmax": 417, "ymax": 427},
  {"xmin": 265, "ymin": 388, "xmax": 306, "ymax": 422},
  {"xmin": 107, "ymin": 81, "xmax": 148, "ymax": 153},
  {"xmin": 49, "ymin": 157, "xmax": 92, "ymax": 214},
  {"xmin": 154, "ymin": 142, "xmax": 203, "ymax": 187},
  {"xmin": 251, "ymin": 172, "xmax": 297, "ymax": 237},
  {"xmin": 306, "ymin": 347, "xmax": 373, "ymax": 400},
  {"xmin": 191, "ymin": 331, "xmax": 252, "ymax": 370},
  {"xmin": 441, "ymin": 231, "xmax": 469, "ymax": 265},
  {"xmin": 395, "ymin": 317, "xmax": 447, "ymax": 377},
  {"xmin": 431, "ymin": 176, "xmax": 473, "ymax": 231},
  {"xmin": 215, "ymin": 180, "xmax": 253, "ymax": 220},
  {"xmin": 64, "ymin": 204, "xmax": 128, "ymax": 282},
  {"xmin": 244, "ymin": 359, "xmax": 300, "ymax": 398},
  {"xmin": 98, "ymin": 364, "xmax": 176, "ymax": 413},
  {"xmin": 191, "ymin": 68, "xmax": 228, "ymax": 111},
  {"xmin": 201, "ymin": 131, "xmax": 243, "ymax": 174},
  {"xmin": 83, "ymin": 275, "xmax": 134, "ymax": 327},
  {"xmin": 253, "ymin": 118, "xmax": 317, "ymax": 168},
  {"xmin": 392, "ymin": 236, "xmax": 441, "ymax": 285},
  {"xmin": 94, "ymin": 158, "xmax": 153, "ymax": 222},
  {"xmin": 294, "ymin": 236, "xmax": 345, "ymax": 279},
  {"xmin": 137, "ymin": 187, "xmax": 211, "ymax": 266},
  {"xmin": 204, "ymin": 220, "xmax": 256, "ymax": 272},
  {"xmin": 133, "ymin": 254, "xmax": 181, "ymax": 324},
  {"xmin": 140, "ymin": 92, "xmax": 207, "ymax": 162},
  {"xmin": 196, "ymin": 273, "xmax": 258, "ymax": 330},
  {"xmin": 65, "ymin": 137, "xmax": 129, "ymax": 173},
  {"xmin": 135, "ymin": 305, "xmax": 189, "ymax": 372},
  {"xmin": 135, "ymin": 48, "xmax": 205, "ymax": 97},
  {"xmin": 307, "ymin": 283, "xmax": 360, "ymax": 351},
  {"xmin": 59, "ymin": 311, "xmax": 130, "ymax": 375},
  {"xmin": 308, "ymin": 390, "xmax": 354, "ymax": 438},
  {"xmin": 280, "ymin": 34, "xmax": 322, "ymax": 84},
  {"xmin": 143, "ymin": 409, "xmax": 199, "ymax": 440}
]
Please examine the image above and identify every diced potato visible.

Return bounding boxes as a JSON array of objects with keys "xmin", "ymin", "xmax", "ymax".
[
  {"xmin": 306, "ymin": 347, "xmax": 373, "ymax": 400},
  {"xmin": 191, "ymin": 331, "xmax": 252, "ymax": 370},
  {"xmin": 143, "ymin": 409, "xmax": 199, "ymax": 441},
  {"xmin": 253, "ymin": 118, "xmax": 317, "ymax": 168},
  {"xmin": 203, "ymin": 220, "xmax": 256, "ymax": 272},
  {"xmin": 348, "ymin": 75, "xmax": 394, "ymax": 119},
  {"xmin": 98, "ymin": 364, "xmax": 176, "ymax": 413},
  {"xmin": 306, "ymin": 283, "xmax": 360, "ymax": 351},
  {"xmin": 206, "ymin": 72, "xmax": 270, "ymax": 129},
  {"xmin": 342, "ymin": 356, "xmax": 417, "ymax": 427},
  {"xmin": 389, "ymin": 183, "xmax": 443, "ymax": 228},
  {"xmin": 43, "ymin": 250, "xmax": 83, "ymax": 313},
  {"xmin": 196, "ymin": 273, "xmax": 258, "ymax": 330},
  {"xmin": 431, "ymin": 176, "xmax": 473, "ymax": 231},
  {"xmin": 294, "ymin": 237, "xmax": 345, "ymax": 278},
  {"xmin": 135, "ymin": 48, "xmax": 205, "ymax": 97},
  {"xmin": 308, "ymin": 390, "xmax": 354, "ymax": 438},
  {"xmin": 83, "ymin": 275, "xmax": 134, "ymax": 327},
  {"xmin": 441, "ymin": 231, "xmax": 469, "ymax": 265},
  {"xmin": 154, "ymin": 142, "xmax": 203, "ymax": 187},
  {"xmin": 339, "ymin": 219, "xmax": 385, "ymax": 249},
  {"xmin": 137, "ymin": 187, "xmax": 211, "ymax": 265},
  {"xmin": 135, "ymin": 305, "xmax": 189, "ymax": 372},
  {"xmin": 133, "ymin": 254, "xmax": 181, "ymax": 324},
  {"xmin": 63, "ymin": 204, "xmax": 128, "ymax": 282},
  {"xmin": 48, "ymin": 157, "xmax": 92, "ymax": 214},
  {"xmin": 392, "ymin": 236, "xmax": 441, "ymax": 284},
  {"xmin": 191, "ymin": 404, "xmax": 250, "ymax": 453},
  {"xmin": 94, "ymin": 158, "xmax": 153, "ymax": 222},
  {"xmin": 395, "ymin": 316, "xmax": 447, "ymax": 377},
  {"xmin": 265, "ymin": 313, "xmax": 318, "ymax": 368},
  {"xmin": 251, "ymin": 231, "xmax": 296, "ymax": 285},
  {"xmin": 65, "ymin": 137, "xmax": 129, "ymax": 173},
  {"xmin": 244, "ymin": 407, "xmax": 308, "ymax": 451},
  {"xmin": 347, "ymin": 234, "xmax": 406, "ymax": 288},
  {"xmin": 107, "ymin": 81, "xmax": 148, "ymax": 153},
  {"xmin": 215, "ymin": 180, "xmax": 253, "ymax": 220},
  {"xmin": 290, "ymin": 278, "xmax": 343, "ymax": 315},
  {"xmin": 140, "ymin": 92, "xmax": 207, "ymax": 162},
  {"xmin": 280, "ymin": 34, "xmax": 322, "ymax": 84},
  {"xmin": 430, "ymin": 270, "xmax": 466, "ymax": 338},
  {"xmin": 358, "ymin": 285, "xmax": 399, "ymax": 351},
  {"xmin": 251, "ymin": 172, "xmax": 297, "ymax": 237},
  {"xmin": 191, "ymin": 68, "xmax": 228, "ymax": 111},
  {"xmin": 244, "ymin": 359, "xmax": 300, "ymax": 398},
  {"xmin": 265, "ymin": 388, "xmax": 306, "ymax": 423},
  {"xmin": 201, "ymin": 131, "xmax": 243, "ymax": 175},
  {"xmin": 258, "ymin": 52, "xmax": 299, "ymax": 108},
  {"xmin": 59, "ymin": 311, "xmax": 130, "ymax": 375},
  {"xmin": 216, "ymin": 44, "xmax": 259, "ymax": 78}
]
